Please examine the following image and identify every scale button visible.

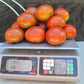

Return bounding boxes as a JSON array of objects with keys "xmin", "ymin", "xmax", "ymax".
[
  {"xmin": 70, "ymin": 71, "xmax": 74, "ymax": 75},
  {"xmin": 67, "ymin": 67, "xmax": 71, "ymax": 70},
  {"xmin": 67, "ymin": 60, "xmax": 73, "ymax": 63},
  {"xmin": 46, "ymin": 67, "xmax": 50, "ymax": 70},
  {"xmin": 43, "ymin": 59, "xmax": 47, "ymax": 62},
  {"xmin": 44, "ymin": 70, "xmax": 48, "ymax": 74},
  {"xmin": 67, "ymin": 67, "xmax": 73, "ymax": 71},
  {"xmin": 43, "ymin": 63, "xmax": 47, "ymax": 66},
  {"xmin": 47, "ymin": 59, "xmax": 51, "ymax": 62},
  {"xmin": 47, "ymin": 63, "xmax": 51, "ymax": 66},
  {"xmin": 51, "ymin": 63, "xmax": 54, "ymax": 66},
  {"xmin": 69, "ymin": 67, "xmax": 73, "ymax": 71},
  {"xmin": 67, "ymin": 63, "xmax": 70, "ymax": 66},
  {"xmin": 51, "ymin": 60, "xmax": 54, "ymax": 63},
  {"xmin": 67, "ymin": 63, "xmax": 73, "ymax": 66},
  {"xmin": 43, "ymin": 67, "xmax": 47, "ymax": 70},
  {"xmin": 49, "ymin": 70, "xmax": 53, "ymax": 74},
  {"xmin": 67, "ymin": 71, "xmax": 70, "ymax": 75},
  {"xmin": 67, "ymin": 71, "xmax": 74, "ymax": 75}
]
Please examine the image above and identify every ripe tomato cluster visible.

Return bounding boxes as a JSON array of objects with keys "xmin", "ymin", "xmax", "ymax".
[{"xmin": 5, "ymin": 4, "xmax": 77, "ymax": 45}]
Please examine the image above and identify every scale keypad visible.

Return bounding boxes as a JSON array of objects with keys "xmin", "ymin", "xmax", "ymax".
[
  {"xmin": 43, "ymin": 59, "xmax": 54, "ymax": 74},
  {"xmin": 39, "ymin": 57, "xmax": 77, "ymax": 76},
  {"xmin": 67, "ymin": 60, "xmax": 74, "ymax": 75}
]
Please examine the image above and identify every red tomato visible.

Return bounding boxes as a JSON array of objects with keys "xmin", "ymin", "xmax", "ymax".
[
  {"xmin": 46, "ymin": 27, "xmax": 66, "ymax": 45},
  {"xmin": 11, "ymin": 22, "xmax": 19, "ymax": 28},
  {"xmin": 35, "ymin": 4, "xmax": 53, "ymax": 21},
  {"xmin": 47, "ymin": 15, "xmax": 66, "ymax": 28},
  {"xmin": 5, "ymin": 27, "xmax": 24, "ymax": 43},
  {"xmin": 25, "ymin": 7, "xmax": 37, "ymax": 15},
  {"xmin": 17, "ymin": 13, "xmax": 37, "ymax": 29},
  {"xmin": 54, "ymin": 8, "xmax": 69, "ymax": 21},
  {"xmin": 64, "ymin": 25, "xmax": 77, "ymax": 39},
  {"xmin": 25, "ymin": 26, "xmax": 45, "ymax": 42}
]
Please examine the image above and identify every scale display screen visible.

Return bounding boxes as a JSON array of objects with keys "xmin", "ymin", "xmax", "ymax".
[
  {"xmin": 40, "ymin": 57, "xmax": 77, "ymax": 77},
  {"xmin": 1, "ymin": 56, "xmax": 38, "ymax": 75},
  {"xmin": 6, "ymin": 59, "xmax": 32, "ymax": 71}
]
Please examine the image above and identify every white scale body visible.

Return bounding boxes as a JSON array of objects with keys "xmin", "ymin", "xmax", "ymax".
[{"xmin": 0, "ymin": 40, "xmax": 80, "ymax": 82}]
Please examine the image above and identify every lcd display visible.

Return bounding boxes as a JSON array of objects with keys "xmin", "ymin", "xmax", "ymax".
[{"xmin": 6, "ymin": 59, "xmax": 32, "ymax": 71}]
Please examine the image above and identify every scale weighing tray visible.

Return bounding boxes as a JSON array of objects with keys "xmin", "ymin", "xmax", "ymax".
[{"xmin": 0, "ymin": 39, "xmax": 79, "ymax": 50}]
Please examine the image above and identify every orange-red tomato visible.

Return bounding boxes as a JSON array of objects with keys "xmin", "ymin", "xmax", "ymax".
[
  {"xmin": 37, "ymin": 21, "xmax": 47, "ymax": 30},
  {"xmin": 11, "ymin": 22, "xmax": 19, "ymax": 28},
  {"xmin": 25, "ymin": 26, "xmax": 45, "ymax": 42},
  {"xmin": 54, "ymin": 8, "xmax": 69, "ymax": 21},
  {"xmin": 17, "ymin": 13, "xmax": 37, "ymax": 29},
  {"xmin": 64, "ymin": 25, "xmax": 77, "ymax": 39},
  {"xmin": 25, "ymin": 7, "xmax": 37, "ymax": 15},
  {"xmin": 46, "ymin": 27, "xmax": 66, "ymax": 45},
  {"xmin": 5, "ymin": 27, "xmax": 24, "ymax": 43},
  {"xmin": 35, "ymin": 4, "xmax": 54, "ymax": 21},
  {"xmin": 47, "ymin": 15, "xmax": 66, "ymax": 28}
]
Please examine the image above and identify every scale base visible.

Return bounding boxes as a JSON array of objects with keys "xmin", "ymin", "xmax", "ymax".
[{"xmin": 0, "ymin": 49, "xmax": 80, "ymax": 82}]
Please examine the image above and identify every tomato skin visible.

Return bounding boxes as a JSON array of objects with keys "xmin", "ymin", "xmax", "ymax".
[
  {"xmin": 46, "ymin": 27, "xmax": 66, "ymax": 45},
  {"xmin": 35, "ymin": 4, "xmax": 54, "ymax": 21},
  {"xmin": 64, "ymin": 25, "xmax": 77, "ymax": 39},
  {"xmin": 47, "ymin": 15, "xmax": 66, "ymax": 28},
  {"xmin": 54, "ymin": 8, "xmax": 69, "ymax": 21},
  {"xmin": 11, "ymin": 22, "xmax": 19, "ymax": 28},
  {"xmin": 17, "ymin": 13, "xmax": 37, "ymax": 29},
  {"xmin": 5, "ymin": 27, "xmax": 24, "ymax": 43},
  {"xmin": 25, "ymin": 7, "xmax": 37, "ymax": 15},
  {"xmin": 25, "ymin": 26, "xmax": 45, "ymax": 43}
]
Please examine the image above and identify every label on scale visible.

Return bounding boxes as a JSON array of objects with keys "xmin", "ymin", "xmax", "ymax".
[{"xmin": 54, "ymin": 59, "xmax": 66, "ymax": 74}]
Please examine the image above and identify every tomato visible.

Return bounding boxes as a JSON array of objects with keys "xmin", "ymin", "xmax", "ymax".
[
  {"xmin": 25, "ymin": 26, "xmax": 45, "ymax": 42},
  {"xmin": 17, "ymin": 13, "xmax": 37, "ymax": 29},
  {"xmin": 54, "ymin": 8, "xmax": 69, "ymax": 21},
  {"xmin": 64, "ymin": 25, "xmax": 77, "ymax": 39},
  {"xmin": 11, "ymin": 22, "xmax": 19, "ymax": 28},
  {"xmin": 25, "ymin": 7, "xmax": 37, "ymax": 15},
  {"xmin": 47, "ymin": 15, "xmax": 66, "ymax": 28},
  {"xmin": 46, "ymin": 27, "xmax": 66, "ymax": 45},
  {"xmin": 5, "ymin": 27, "xmax": 24, "ymax": 43},
  {"xmin": 35, "ymin": 4, "xmax": 53, "ymax": 21}
]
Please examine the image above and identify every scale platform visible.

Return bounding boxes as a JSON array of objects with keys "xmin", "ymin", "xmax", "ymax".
[{"xmin": 0, "ymin": 39, "xmax": 79, "ymax": 50}]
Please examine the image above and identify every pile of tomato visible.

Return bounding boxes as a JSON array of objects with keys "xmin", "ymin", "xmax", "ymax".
[{"xmin": 5, "ymin": 4, "xmax": 77, "ymax": 45}]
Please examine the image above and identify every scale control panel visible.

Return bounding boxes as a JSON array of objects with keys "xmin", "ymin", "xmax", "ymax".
[
  {"xmin": 1, "ymin": 56, "xmax": 77, "ymax": 77},
  {"xmin": 39, "ymin": 57, "xmax": 77, "ymax": 76}
]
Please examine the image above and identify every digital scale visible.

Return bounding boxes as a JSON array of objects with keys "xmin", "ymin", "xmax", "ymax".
[
  {"xmin": 0, "ymin": 40, "xmax": 80, "ymax": 82},
  {"xmin": 0, "ymin": 0, "xmax": 81, "ymax": 82}
]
